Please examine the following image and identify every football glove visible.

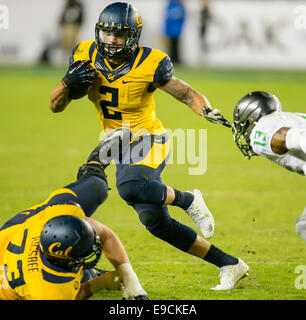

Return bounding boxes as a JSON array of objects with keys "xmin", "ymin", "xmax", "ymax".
[
  {"xmin": 202, "ymin": 107, "xmax": 231, "ymax": 128},
  {"xmin": 62, "ymin": 60, "xmax": 97, "ymax": 89}
]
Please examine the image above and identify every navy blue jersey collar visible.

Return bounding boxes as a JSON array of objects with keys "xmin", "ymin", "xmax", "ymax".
[{"xmin": 94, "ymin": 47, "xmax": 140, "ymax": 83}]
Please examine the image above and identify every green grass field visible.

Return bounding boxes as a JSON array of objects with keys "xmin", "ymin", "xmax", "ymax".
[{"xmin": 0, "ymin": 65, "xmax": 305, "ymax": 300}]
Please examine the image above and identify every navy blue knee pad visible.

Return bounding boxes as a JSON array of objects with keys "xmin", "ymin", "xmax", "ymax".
[
  {"xmin": 117, "ymin": 179, "xmax": 167, "ymax": 205},
  {"xmin": 133, "ymin": 203, "xmax": 197, "ymax": 252}
]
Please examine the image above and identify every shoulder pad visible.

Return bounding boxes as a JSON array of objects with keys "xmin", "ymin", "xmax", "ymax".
[
  {"xmin": 153, "ymin": 55, "xmax": 174, "ymax": 83},
  {"xmin": 70, "ymin": 40, "xmax": 96, "ymax": 64}
]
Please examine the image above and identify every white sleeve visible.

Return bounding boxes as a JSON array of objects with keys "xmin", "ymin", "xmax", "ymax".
[
  {"xmin": 268, "ymin": 153, "xmax": 306, "ymax": 176},
  {"xmin": 250, "ymin": 114, "xmax": 306, "ymax": 176},
  {"xmin": 250, "ymin": 112, "xmax": 306, "ymax": 157}
]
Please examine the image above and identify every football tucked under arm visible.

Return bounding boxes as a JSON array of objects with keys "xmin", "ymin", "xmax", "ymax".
[
  {"xmin": 49, "ymin": 60, "xmax": 97, "ymax": 112},
  {"xmin": 68, "ymin": 82, "xmax": 91, "ymax": 100},
  {"xmin": 62, "ymin": 60, "xmax": 98, "ymax": 99}
]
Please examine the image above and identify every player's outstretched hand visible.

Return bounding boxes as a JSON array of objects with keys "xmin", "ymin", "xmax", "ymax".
[
  {"xmin": 62, "ymin": 60, "xmax": 97, "ymax": 88},
  {"xmin": 202, "ymin": 107, "xmax": 231, "ymax": 128}
]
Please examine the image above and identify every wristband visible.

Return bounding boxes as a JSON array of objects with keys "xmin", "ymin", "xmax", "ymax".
[
  {"xmin": 61, "ymin": 79, "xmax": 69, "ymax": 88},
  {"xmin": 117, "ymin": 263, "xmax": 143, "ymax": 291},
  {"xmin": 117, "ymin": 263, "xmax": 137, "ymax": 282},
  {"xmin": 62, "ymin": 76, "xmax": 72, "ymax": 88}
]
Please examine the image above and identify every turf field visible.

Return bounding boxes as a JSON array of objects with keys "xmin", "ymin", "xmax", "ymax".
[{"xmin": 0, "ymin": 64, "xmax": 305, "ymax": 300}]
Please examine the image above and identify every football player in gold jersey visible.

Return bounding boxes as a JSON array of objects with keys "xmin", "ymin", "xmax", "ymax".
[
  {"xmin": 49, "ymin": 2, "xmax": 249, "ymax": 290},
  {"xmin": 0, "ymin": 132, "xmax": 148, "ymax": 300}
]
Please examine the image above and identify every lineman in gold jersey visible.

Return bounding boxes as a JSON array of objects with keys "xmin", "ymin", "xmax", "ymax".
[
  {"xmin": 50, "ymin": 2, "xmax": 249, "ymax": 290},
  {"xmin": 0, "ymin": 133, "xmax": 148, "ymax": 300}
]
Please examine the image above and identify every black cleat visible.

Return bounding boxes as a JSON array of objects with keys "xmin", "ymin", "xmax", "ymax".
[{"xmin": 87, "ymin": 127, "xmax": 132, "ymax": 167}]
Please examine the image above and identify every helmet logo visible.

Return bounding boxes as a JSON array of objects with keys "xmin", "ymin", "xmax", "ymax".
[
  {"xmin": 135, "ymin": 14, "xmax": 142, "ymax": 27},
  {"xmin": 48, "ymin": 242, "xmax": 72, "ymax": 257}
]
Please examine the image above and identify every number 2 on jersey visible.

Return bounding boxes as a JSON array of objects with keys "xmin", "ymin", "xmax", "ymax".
[{"xmin": 99, "ymin": 86, "xmax": 122, "ymax": 120}]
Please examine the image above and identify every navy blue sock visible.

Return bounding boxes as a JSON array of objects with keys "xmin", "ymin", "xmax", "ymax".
[
  {"xmin": 204, "ymin": 245, "xmax": 239, "ymax": 268},
  {"xmin": 172, "ymin": 189, "xmax": 194, "ymax": 210}
]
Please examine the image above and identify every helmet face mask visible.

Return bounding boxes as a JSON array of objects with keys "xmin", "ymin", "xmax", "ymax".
[
  {"xmin": 95, "ymin": 2, "xmax": 142, "ymax": 61},
  {"xmin": 96, "ymin": 28, "xmax": 137, "ymax": 60},
  {"xmin": 232, "ymin": 91, "xmax": 282, "ymax": 159},
  {"xmin": 232, "ymin": 120, "xmax": 256, "ymax": 159},
  {"xmin": 81, "ymin": 235, "xmax": 102, "ymax": 270},
  {"xmin": 40, "ymin": 215, "xmax": 102, "ymax": 271}
]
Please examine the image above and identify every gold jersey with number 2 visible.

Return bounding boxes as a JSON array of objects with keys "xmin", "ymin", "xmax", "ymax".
[{"xmin": 70, "ymin": 40, "xmax": 174, "ymax": 137}]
